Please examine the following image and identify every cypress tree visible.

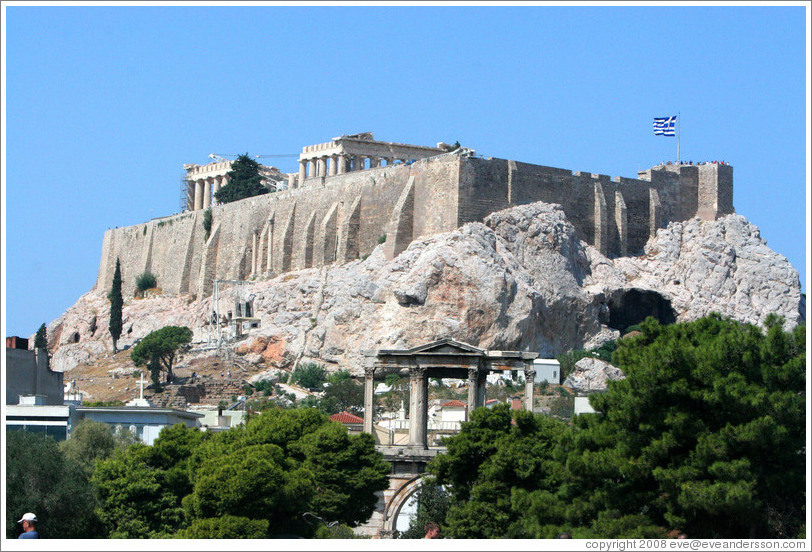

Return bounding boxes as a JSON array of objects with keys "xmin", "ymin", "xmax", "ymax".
[
  {"xmin": 108, "ymin": 259, "xmax": 123, "ymax": 353},
  {"xmin": 34, "ymin": 323, "xmax": 48, "ymax": 349}
]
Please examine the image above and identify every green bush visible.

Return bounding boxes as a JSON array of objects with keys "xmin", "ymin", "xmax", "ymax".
[
  {"xmin": 135, "ymin": 271, "xmax": 157, "ymax": 292},
  {"xmin": 202, "ymin": 208, "xmax": 213, "ymax": 241},
  {"xmin": 377, "ymin": 234, "xmax": 387, "ymax": 244},
  {"xmin": 291, "ymin": 362, "xmax": 327, "ymax": 389}
]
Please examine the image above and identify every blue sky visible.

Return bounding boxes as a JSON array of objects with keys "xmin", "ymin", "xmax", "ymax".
[{"xmin": 3, "ymin": 4, "xmax": 809, "ymax": 338}]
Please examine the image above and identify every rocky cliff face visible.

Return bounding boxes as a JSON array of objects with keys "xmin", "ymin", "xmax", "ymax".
[{"xmin": 46, "ymin": 202, "xmax": 804, "ymax": 379}]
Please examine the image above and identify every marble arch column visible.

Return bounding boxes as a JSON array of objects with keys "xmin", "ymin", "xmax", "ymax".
[
  {"xmin": 408, "ymin": 366, "xmax": 429, "ymax": 449},
  {"xmin": 524, "ymin": 368, "xmax": 535, "ymax": 412},
  {"xmin": 363, "ymin": 367, "xmax": 375, "ymax": 434}
]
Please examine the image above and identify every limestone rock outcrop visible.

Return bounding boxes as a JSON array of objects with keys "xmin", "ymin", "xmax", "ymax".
[
  {"xmin": 562, "ymin": 358, "xmax": 625, "ymax": 392},
  {"xmin": 46, "ymin": 202, "xmax": 804, "ymax": 379}
]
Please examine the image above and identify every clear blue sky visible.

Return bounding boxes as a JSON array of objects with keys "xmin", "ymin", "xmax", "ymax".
[{"xmin": 3, "ymin": 4, "xmax": 809, "ymax": 339}]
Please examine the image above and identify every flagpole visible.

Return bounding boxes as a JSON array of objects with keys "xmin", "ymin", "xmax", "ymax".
[{"xmin": 677, "ymin": 111, "xmax": 681, "ymax": 164}]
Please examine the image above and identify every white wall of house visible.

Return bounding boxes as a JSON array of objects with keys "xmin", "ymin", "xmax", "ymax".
[
  {"xmin": 574, "ymin": 396, "xmax": 596, "ymax": 415},
  {"xmin": 533, "ymin": 359, "xmax": 561, "ymax": 385}
]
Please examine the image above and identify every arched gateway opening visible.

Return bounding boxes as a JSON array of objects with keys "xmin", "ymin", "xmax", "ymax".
[{"xmin": 356, "ymin": 339, "xmax": 538, "ymax": 537}]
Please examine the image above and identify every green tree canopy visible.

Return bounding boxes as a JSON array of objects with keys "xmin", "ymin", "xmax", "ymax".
[
  {"xmin": 93, "ymin": 409, "xmax": 389, "ymax": 538},
  {"xmin": 185, "ymin": 408, "xmax": 389, "ymax": 534},
  {"xmin": 34, "ymin": 323, "xmax": 48, "ymax": 349},
  {"xmin": 92, "ymin": 442, "xmax": 188, "ymax": 538},
  {"xmin": 569, "ymin": 314, "xmax": 807, "ymax": 539},
  {"xmin": 6, "ymin": 430, "xmax": 101, "ymax": 538},
  {"xmin": 60, "ymin": 419, "xmax": 137, "ymax": 477},
  {"xmin": 318, "ymin": 373, "xmax": 364, "ymax": 415},
  {"xmin": 176, "ymin": 515, "xmax": 269, "ymax": 539},
  {"xmin": 291, "ymin": 362, "xmax": 327, "ymax": 389},
  {"xmin": 214, "ymin": 154, "xmax": 270, "ymax": 204},
  {"xmin": 429, "ymin": 315, "xmax": 806, "ymax": 539},
  {"xmin": 108, "ymin": 258, "xmax": 123, "ymax": 352},
  {"xmin": 130, "ymin": 326, "xmax": 192, "ymax": 383}
]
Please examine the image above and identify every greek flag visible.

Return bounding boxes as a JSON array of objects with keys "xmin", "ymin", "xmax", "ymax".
[{"xmin": 653, "ymin": 116, "xmax": 677, "ymax": 136}]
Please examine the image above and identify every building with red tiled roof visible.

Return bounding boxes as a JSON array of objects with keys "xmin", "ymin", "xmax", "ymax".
[
  {"xmin": 441, "ymin": 400, "xmax": 466, "ymax": 408},
  {"xmin": 329, "ymin": 411, "xmax": 364, "ymax": 425}
]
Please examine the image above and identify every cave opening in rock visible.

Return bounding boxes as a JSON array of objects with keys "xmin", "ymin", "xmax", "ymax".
[{"xmin": 607, "ymin": 288, "xmax": 676, "ymax": 334}]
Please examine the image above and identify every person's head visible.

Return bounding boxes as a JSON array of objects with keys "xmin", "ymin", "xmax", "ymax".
[
  {"xmin": 424, "ymin": 522, "xmax": 441, "ymax": 539},
  {"xmin": 556, "ymin": 532, "xmax": 572, "ymax": 539},
  {"xmin": 18, "ymin": 513, "xmax": 37, "ymax": 533}
]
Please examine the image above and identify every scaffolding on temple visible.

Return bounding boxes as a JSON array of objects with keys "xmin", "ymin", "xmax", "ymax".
[{"xmin": 179, "ymin": 173, "xmax": 191, "ymax": 213}]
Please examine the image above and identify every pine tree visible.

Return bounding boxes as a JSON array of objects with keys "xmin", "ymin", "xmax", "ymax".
[
  {"xmin": 214, "ymin": 154, "xmax": 270, "ymax": 204},
  {"xmin": 108, "ymin": 259, "xmax": 123, "ymax": 353}
]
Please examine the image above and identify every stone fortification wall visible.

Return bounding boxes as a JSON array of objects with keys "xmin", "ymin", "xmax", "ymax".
[
  {"xmin": 459, "ymin": 158, "xmax": 731, "ymax": 258},
  {"xmin": 96, "ymin": 156, "xmax": 462, "ymax": 298},
  {"xmin": 96, "ymin": 153, "xmax": 733, "ymax": 299}
]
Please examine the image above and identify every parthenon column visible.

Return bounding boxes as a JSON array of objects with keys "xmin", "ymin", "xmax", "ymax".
[
  {"xmin": 524, "ymin": 367, "xmax": 535, "ymax": 412},
  {"xmin": 186, "ymin": 181, "xmax": 195, "ymax": 211},
  {"xmin": 370, "ymin": 157, "xmax": 380, "ymax": 168},
  {"xmin": 408, "ymin": 366, "xmax": 429, "ymax": 449},
  {"xmin": 307, "ymin": 160, "xmax": 315, "ymax": 179},
  {"xmin": 363, "ymin": 367, "xmax": 375, "ymax": 434},
  {"xmin": 194, "ymin": 180, "xmax": 204, "ymax": 210},
  {"xmin": 212, "ymin": 176, "xmax": 223, "ymax": 203},
  {"xmin": 357, "ymin": 156, "xmax": 366, "ymax": 171},
  {"xmin": 298, "ymin": 161, "xmax": 306, "ymax": 185},
  {"xmin": 203, "ymin": 178, "xmax": 212, "ymax": 210},
  {"xmin": 328, "ymin": 155, "xmax": 337, "ymax": 176},
  {"xmin": 384, "ymin": 157, "xmax": 393, "ymax": 166},
  {"xmin": 337, "ymin": 155, "xmax": 347, "ymax": 174},
  {"xmin": 316, "ymin": 157, "xmax": 326, "ymax": 177}
]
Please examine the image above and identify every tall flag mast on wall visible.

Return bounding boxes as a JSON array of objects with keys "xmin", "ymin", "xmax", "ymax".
[{"xmin": 653, "ymin": 114, "xmax": 680, "ymax": 164}]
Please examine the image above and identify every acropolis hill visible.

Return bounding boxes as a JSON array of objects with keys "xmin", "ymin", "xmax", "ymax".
[{"xmin": 96, "ymin": 132, "xmax": 734, "ymax": 299}]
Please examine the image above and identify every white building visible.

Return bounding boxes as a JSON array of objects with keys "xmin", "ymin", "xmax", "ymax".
[
  {"xmin": 74, "ymin": 406, "xmax": 203, "ymax": 445},
  {"xmin": 533, "ymin": 358, "xmax": 561, "ymax": 385}
]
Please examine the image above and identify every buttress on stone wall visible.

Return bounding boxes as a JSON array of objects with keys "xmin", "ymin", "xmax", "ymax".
[{"xmin": 95, "ymin": 146, "xmax": 733, "ymax": 300}]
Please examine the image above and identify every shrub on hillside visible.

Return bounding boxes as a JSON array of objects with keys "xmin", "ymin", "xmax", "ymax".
[{"xmin": 135, "ymin": 271, "xmax": 157, "ymax": 293}]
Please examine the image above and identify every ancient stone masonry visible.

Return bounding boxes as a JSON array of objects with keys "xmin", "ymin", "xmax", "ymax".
[{"xmin": 96, "ymin": 133, "xmax": 734, "ymax": 299}]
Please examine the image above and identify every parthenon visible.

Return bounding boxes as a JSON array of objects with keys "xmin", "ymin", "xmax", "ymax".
[
  {"xmin": 182, "ymin": 133, "xmax": 447, "ymax": 211},
  {"xmin": 296, "ymin": 132, "xmax": 445, "ymax": 182}
]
